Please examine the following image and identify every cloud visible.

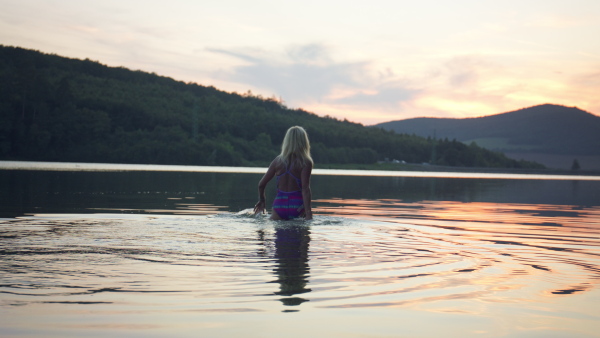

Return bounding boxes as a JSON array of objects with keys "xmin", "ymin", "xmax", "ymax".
[
  {"xmin": 206, "ymin": 45, "xmax": 514, "ymax": 122},
  {"xmin": 287, "ymin": 44, "xmax": 331, "ymax": 64},
  {"xmin": 208, "ymin": 44, "xmax": 370, "ymax": 103},
  {"xmin": 208, "ymin": 43, "xmax": 423, "ymax": 116},
  {"xmin": 439, "ymin": 55, "xmax": 501, "ymax": 88},
  {"xmin": 208, "ymin": 44, "xmax": 599, "ymax": 123},
  {"xmin": 334, "ymin": 85, "xmax": 420, "ymax": 108},
  {"xmin": 206, "ymin": 48, "xmax": 263, "ymax": 64}
]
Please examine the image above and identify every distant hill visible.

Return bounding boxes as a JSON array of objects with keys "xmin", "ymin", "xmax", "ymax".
[
  {"xmin": 375, "ymin": 104, "xmax": 600, "ymax": 169},
  {"xmin": 0, "ymin": 45, "xmax": 542, "ymax": 169}
]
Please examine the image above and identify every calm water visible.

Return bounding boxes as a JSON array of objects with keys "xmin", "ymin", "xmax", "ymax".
[{"xmin": 1, "ymin": 162, "xmax": 600, "ymax": 337}]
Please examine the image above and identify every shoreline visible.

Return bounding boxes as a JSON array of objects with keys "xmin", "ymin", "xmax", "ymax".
[
  {"xmin": 319, "ymin": 162, "xmax": 600, "ymax": 176},
  {"xmin": 2, "ymin": 160, "xmax": 600, "ymax": 181}
]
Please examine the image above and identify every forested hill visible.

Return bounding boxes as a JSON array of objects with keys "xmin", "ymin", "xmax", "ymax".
[
  {"xmin": 375, "ymin": 104, "xmax": 600, "ymax": 156},
  {"xmin": 0, "ymin": 45, "xmax": 541, "ymax": 169}
]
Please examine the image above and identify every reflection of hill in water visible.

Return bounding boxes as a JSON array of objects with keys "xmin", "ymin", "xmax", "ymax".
[
  {"xmin": 313, "ymin": 175, "xmax": 600, "ymax": 207},
  {"xmin": 0, "ymin": 170, "xmax": 260, "ymax": 217},
  {"xmin": 1, "ymin": 168, "xmax": 599, "ymax": 218}
]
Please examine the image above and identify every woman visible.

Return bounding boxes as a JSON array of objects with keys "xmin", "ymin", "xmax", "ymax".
[{"xmin": 254, "ymin": 126, "xmax": 313, "ymax": 220}]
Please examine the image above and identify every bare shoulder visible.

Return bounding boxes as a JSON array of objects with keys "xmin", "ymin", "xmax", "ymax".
[
  {"xmin": 270, "ymin": 157, "xmax": 285, "ymax": 175},
  {"xmin": 301, "ymin": 161, "xmax": 313, "ymax": 178}
]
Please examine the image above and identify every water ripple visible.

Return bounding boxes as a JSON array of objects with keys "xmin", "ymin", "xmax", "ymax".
[{"xmin": 1, "ymin": 200, "xmax": 599, "ymax": 336}]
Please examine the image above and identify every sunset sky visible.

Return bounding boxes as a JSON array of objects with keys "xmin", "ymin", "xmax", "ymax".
[{"xmin": 2, "ymin": 0, "xmax": 599, "ymax": 124}]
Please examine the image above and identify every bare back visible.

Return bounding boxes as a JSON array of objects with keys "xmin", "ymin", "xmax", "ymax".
[{"xmin": 275, "ymin": 161, "xmax": 304, "ymax": 192}]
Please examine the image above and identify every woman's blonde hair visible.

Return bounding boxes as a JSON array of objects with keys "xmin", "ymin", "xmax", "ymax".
[{"xmin": 278, "ymin": 126, "xmax": 313, "ymax": 167}]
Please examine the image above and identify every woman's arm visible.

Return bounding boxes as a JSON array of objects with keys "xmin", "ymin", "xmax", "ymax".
[
  {"xmin": 300, "ymin": 162, "xmax": 313, "ymax": 220},
  {"xmin": 254, "ymin": 159, "xmax": 277, "ymax": 215}
]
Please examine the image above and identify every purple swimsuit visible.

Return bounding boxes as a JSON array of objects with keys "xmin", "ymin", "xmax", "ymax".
[{"xmin": 272, "ymin": 165, "xmax": 304, "ymax": 220}]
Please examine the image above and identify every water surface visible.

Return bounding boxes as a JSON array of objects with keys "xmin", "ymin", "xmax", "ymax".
[{"xmin": 1, "ymin": 162, "xmax": 599, "ymax": 337}]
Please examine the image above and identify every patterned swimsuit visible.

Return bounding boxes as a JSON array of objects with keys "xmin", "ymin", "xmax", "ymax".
[{"xmin": 272, "ymin": 165, "xmax": 304, "ymax": 220}]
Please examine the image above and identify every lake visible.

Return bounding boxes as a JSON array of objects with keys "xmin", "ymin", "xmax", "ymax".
[{"xmin": 1, "ymin": 161, "xmax": 600, "ymax": 337}]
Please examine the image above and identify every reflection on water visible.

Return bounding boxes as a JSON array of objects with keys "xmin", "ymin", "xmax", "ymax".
[
  {"xmin": 2, "ymin": 168, "xmax": 599, "ymax": 218},
  {"xmin": 313, "ymin": 200, "xmax": 600, "ymax": 303},
  {"xmin": 315, "ymin": 198, "xmax": 600, "ymax": 229},
  {"xmin": 272, "ymin": 225, "xmax": 311, "ymax": 307},
  {"xmin": 1, "ymin": 167, "xmax": 600, "ymax": 337},
  {"xmin": 1, "ymin": 199, "xmax": 598, "ymax": 336}
]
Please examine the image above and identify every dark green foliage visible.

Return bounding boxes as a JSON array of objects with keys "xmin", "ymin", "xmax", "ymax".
[{"xmin": 0, "ymin": 45, "xmax": 542, "ymax": 169}]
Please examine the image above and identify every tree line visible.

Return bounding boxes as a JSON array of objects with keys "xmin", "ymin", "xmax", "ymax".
[{"xmin": 0, "ymin": 45, "xmax": 544, "ymax": 169}]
